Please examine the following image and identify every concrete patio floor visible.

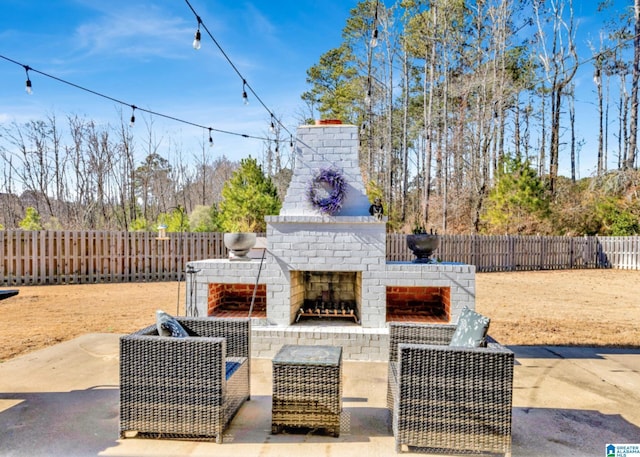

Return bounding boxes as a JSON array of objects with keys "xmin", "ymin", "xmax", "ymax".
[{"xmin": 1, "ymin": 334, "xmax": 639, "ymax": 457}]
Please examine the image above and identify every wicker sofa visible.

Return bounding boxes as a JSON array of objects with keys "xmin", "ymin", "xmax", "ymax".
[
  {"xmin": 387, "ymin": 322, "xmax": 514, "ymax": 455},
  {"xmin": 119, "ymin": 317, "xmax": 251, "ymax": 443}
]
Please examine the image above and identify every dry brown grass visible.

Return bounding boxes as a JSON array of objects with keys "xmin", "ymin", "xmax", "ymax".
[
  {"xmin": 476, "ymin": 269, "xmax": 640, "ymax": 347},
  {"xmin": 1, "ymin": 269, "xmax": 638, "ymax": 362}
]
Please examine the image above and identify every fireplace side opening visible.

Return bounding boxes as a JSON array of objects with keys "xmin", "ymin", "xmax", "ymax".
[
  {"xmin": 291, "ymin": 271, "xmax": 361, "ymax": 325},
  {"xmin": 386, "ymin": 286, "xmax": 451, "ymax": 323},
  {"xmin": 208, "ymin": 283, "xmax": 267, "ymax": 318}
]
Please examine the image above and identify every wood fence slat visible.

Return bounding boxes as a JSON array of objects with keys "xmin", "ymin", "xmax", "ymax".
[{"xmin": 10, "ymin": 231, "xmax": 17, "ymax": 284}]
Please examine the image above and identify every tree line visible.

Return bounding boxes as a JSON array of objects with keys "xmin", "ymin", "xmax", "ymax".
[
  {"xmin": 302, "ymin": 0, "xmax": 640, "ymax": 234},
  {"xmin": 2, "ymin": 0, "xmax": 640, "ymax": 236},
  {"xmin": 0, "ymin": 113, "xmax": 285, "ymax": 234}
]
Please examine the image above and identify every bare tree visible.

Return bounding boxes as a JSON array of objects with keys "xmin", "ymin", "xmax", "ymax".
[
  {"xmin": 627, "ymin": 0, "xmax": 640, "ymax": 168},
  {"xmin": 534, "ymin": 0, "xmax": 578, "ymax": 192}
]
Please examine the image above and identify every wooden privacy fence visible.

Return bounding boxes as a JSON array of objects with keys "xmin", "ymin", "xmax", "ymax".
[
  {"xmin": 388, "ymin": 234, "xmax": 604, "ymax": 270},
  {"xmin": 1, "ymin": 231, "xmax": 639, "ymax": 285},
  {"xmin": 0, "ymin": 231, "xmax": 227, "ymax": 285}
]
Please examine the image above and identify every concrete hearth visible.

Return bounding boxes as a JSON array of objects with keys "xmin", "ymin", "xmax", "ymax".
[{"xmin": 186, "ymin": 122, "xmax": 475, "ymax": 360}]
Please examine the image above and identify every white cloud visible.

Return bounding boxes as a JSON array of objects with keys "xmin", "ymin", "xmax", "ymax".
[{"xmin": 72, "ymin": 3, "xmax": 192, "ymax": 59}]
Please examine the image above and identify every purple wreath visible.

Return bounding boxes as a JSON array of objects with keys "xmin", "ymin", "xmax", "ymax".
[{"xmin": 307, "ymin": 167, "xmax": 347, "ymax": 215}]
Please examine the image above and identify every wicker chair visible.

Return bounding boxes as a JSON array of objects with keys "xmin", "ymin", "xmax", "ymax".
[
  {"xmin": 387, "ymin": 322, "xmax": 514, "ymax": 455},
  {"xmin": 119, "ymin": 317, "xmax": 251, "ymax": 443}
]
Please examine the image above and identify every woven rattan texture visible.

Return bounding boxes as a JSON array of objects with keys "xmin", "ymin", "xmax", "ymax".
[
  {"xmin": 272, "ymin": 346, "xmax": 342, "ymax": 436},
  {"xmin": 119, "ymin": 317, "xmax": 250, "ymax": 443},
  {"xmin": 387, "ymin": 323, "xmax": 514, "ymax": 456}
]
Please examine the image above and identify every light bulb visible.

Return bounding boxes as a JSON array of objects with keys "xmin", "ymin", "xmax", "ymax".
[
  {"xmin": 208, "ymin": 129, "xmax": 214, "ymax": 147},
  {"xmin": 269, "ymin": 115, "xmax": 276, "ymax": 134},
  {"xmin": 242, "ymin": 80, "xmax": 249, "ymax": 105},
  {"xmin": 193, "ymin": 29, "xmax": 201, "ymax": 50},
  {"xmin": 129, "ymin": 106, "xmax": 136, "ymax": 127},
  {"xmin": 371, "ymin": 29, "xmax": 379, "ymax": 48},
  {"xmin": 24, "ymin": 66, "xmax": 32, "ymax": 95}
]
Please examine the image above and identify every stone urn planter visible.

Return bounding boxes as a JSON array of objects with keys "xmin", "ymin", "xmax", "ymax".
[
  {"xmin": 406, "ymin": 233, "xmax": 439, "ymax": 263},
  {"xmin": 223, "ymin": 232, "xmax": 257, "ymax": 261}
]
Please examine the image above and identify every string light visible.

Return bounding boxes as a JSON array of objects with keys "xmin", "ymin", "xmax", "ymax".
[
  {"xmin": 289, "ymin": 135, "xmax": 294, "ymax": 152},
  {"xmin": 192, "ymin": 16, "xmax": 202, "ymax": 50},
  {"xmin": 269, "ymin": 114, "xmax": 276, "ymax": 134},
  {"xmin": 242, "ymin": 79, "xmax": 249, "ymax": 105},
  {"xmin": 0, "ymin": 54, "xmax": 277, "ymax": 144},
  {"xmin": 208, "ymin": 128, "xmax": 214, "ymax": 147},
  {"xmin": 183, "ymin": 0, "xmax": 296, "ymax": 141},
  {"xmin": 371, "ymin": 0, "xmax": 380, "ymax": 48},
  {"xmin": 24, "ymin": 65, "xmax": 32, "ymax": 95},
  {"xmin": 129, "ymin": 105, "xmax": 136, "ymax": 127}
]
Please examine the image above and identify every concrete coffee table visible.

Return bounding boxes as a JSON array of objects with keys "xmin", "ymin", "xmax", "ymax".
[{"xmin": 271, "ymin": 344, "xmax": 342, "ymax": 437}]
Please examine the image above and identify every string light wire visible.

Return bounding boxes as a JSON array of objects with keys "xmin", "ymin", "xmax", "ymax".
[
  {"xmin": 0, "ymin": 53, "xmax": 268, "ymax": 141},
  {"xmin": 183, "ymin": 0, "xmax": 294, "ymax": 140},
  {"xmin": 0, "ymin": 0, "xmax": 342, "ymax": 166}
]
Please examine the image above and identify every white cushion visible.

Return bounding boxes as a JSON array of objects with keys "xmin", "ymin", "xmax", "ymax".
[
  {"xmin": 155, "ymin": 310, "xmax": 189, "ymax": 338},
  {"xmin": 449, "ymin": 307, "xmax": 490, "ymax": 347}
]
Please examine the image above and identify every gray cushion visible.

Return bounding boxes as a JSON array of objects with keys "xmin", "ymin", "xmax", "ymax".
[
  {"xmin": 155, "ymin": 310, "xmax": 189, "ymax": 338},
  {"xmin": 449, "ymin": 307, "xmax": 490, "ymax": 347}
]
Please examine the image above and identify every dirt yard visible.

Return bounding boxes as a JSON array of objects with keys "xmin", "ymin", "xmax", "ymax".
[{"xmin": 1, "ymin": 269, "xmax": 639, "ymax": 362}]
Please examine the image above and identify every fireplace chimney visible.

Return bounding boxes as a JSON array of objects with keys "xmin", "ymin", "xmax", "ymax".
[{"xmin": 279, "ymin": 123, "xmax": 371, "ymax": 217}]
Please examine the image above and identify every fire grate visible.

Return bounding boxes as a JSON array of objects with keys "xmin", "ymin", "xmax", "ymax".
[{"xmin": 295, "ymin": 299, "xmax": 359, "ymax": 323}]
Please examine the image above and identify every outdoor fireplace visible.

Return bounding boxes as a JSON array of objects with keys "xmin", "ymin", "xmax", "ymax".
[{"xmin": 187, "ymin": 122, "xmax": 475, "ymax": 332}]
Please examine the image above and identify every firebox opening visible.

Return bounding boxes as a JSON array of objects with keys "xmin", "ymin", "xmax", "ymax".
[
  {"xmin": 290, "ymin": 271, "xmax": 361, "ymax": 325},
  {"xmin": 386, "ymin": 286, "xmax": 451, "ymax": 323},
  {"xmin": 207, "ymin": 283, "xmax": 267, "ymax": 318}
]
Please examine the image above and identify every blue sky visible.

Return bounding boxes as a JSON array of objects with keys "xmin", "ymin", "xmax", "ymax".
[
  {"xmin": 0, "ymin": 0, "xmax": 355, "ymax": 166},
  {"xmin": 0, "ymin": 0, "xmax": 634, "ymax": 178}
]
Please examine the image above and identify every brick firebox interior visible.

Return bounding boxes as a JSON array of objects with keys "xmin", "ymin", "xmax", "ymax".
[
  {"xmin": 207, "ymin": 282, "xmax": 451, "ymax": 323},
  {"xmin": 385, "ymin": 286, "xmax": 451, "ymax": 323},
  {"xmin": 208, "ymin": 283, "xmax": 267, "ymax": 318}
]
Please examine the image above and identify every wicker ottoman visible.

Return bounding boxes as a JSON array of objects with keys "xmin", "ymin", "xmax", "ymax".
[{"xmin": 272, "ymin": 344, "xmax": 342, "ymax": 437}]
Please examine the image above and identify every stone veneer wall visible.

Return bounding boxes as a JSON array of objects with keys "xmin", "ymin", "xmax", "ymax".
[
  {"xmin": 264, "ymin": 216, "xmax": 388, "ymax": 327},
  {"xmin": 384, "ymin": 262, "xmax": 475, "ymax": 323},
  {"xmin": 186, "ymin": 258, "xmax": 475, "ymax": 361},
  {"xmin": 278, "ymin": 124, "xmax": 371, "ymax": 216},
  {"xmin": 252, "ymin": 326, "xmax": 389, "ymax": 361},
  {"xmin": 188, "ymin": 260, "xmax": 474, "ymax": 322}
]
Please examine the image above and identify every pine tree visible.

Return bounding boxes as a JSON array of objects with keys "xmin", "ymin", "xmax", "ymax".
[
  {"xmin": 482, "ymin": 156, "xmax": 550, "ymax": 234},
  {"xmin": 19, "ymin": 207, "xmax": 43, "ymax": 230},
  {"xmin": 217, "ymin": 157, "xmax": 281, "ymax": 233}
]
